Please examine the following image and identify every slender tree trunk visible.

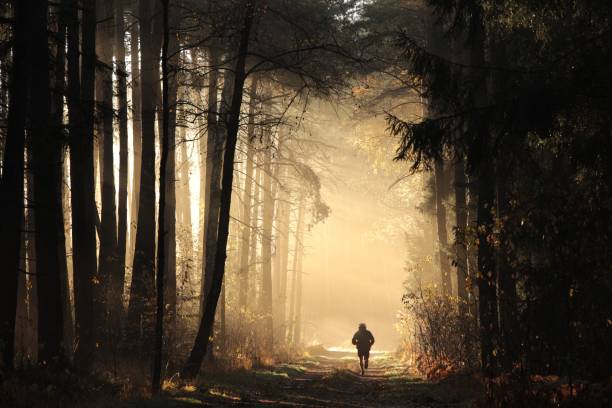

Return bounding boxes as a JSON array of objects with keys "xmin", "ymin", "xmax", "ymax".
[
  {"xmin": 52, "ymin": 1, "xmax": 74, "ymax": 357},
  {"xmin": 434, "ymin": 160, "xmax": 452, "ymax": 295},
  {"xmin": 200, "ymin": 50, "xmax": 227, "ymax": 316},
  {"xmin": 128, "ymin": 0, "xmax": 142, "ymax": 273},
  {"xmin": 182, "ymin": 1, "xmax": 256, "ymax": 379},
  {"xmin": 30, "ymin": 0, "xmax": 64, "ymax": 364},
  {"xmin": 0, "ymin": 0, "xmax": 29, "ymax": 370},
  {"xmin": 260, "ymin": 131, "xmax": 275, "ymax": 350},
  {"xmin": 96, "ymin": 0, "xmax": 117, "ymax": 349},
  {"xmin": 152, "ymin": 0, "xmax": 170, "ymax": 394},
  {"xmin": 454, "ymin": 159, "xmax": 468, "ymax": 308},
  {"xmin": 162, "ymin": 0, "xmax": 180, "ymax": 351},
  {"xmin": 178, "ymin": 122, "xmax": 194, "ymax": 287},
  {"xmin": 292, "ymin": 199, "xmax": 305, "ymax": 346},
  {"xmin": 67, "ymin": 0, "xmax": 97, "ymax": 371},
  {"xmin": 288, "ymin": 197, "xmax": 305, "ymax": 345},
  {"xmin": 114, "ymin": 0, "xmax": 129, "ymax": 323},
  {"xmin": 26, "ymin": 172, "xmax": 39, "ymax": 363},
  {"xmin": 275, "ymin": 174, "xmax": 291, "ymax": 343},
  {"xmin": 248, "ymin": 157, "xmax": 262, "ymax": 310},
  {"xmin": 128, "ymin": 0, "xmax": 162, "ymax": 348},
  {"xmin": 238, "ymin": 76, "xmax": 259, "ymax": 312},
  {"xmin": 471, "ymin": 6, "xmax": 499, "ymax": 377}
]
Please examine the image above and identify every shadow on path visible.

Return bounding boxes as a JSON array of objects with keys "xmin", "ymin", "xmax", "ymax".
[{"xmin": 127, "ymin": 350, "xmax": 480, "ymax": 407}]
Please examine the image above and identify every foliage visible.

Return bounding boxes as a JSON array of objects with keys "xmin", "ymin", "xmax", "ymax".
[{"xmin": 400, "ymin": 283, "xmax": 479, "ymax": 380}]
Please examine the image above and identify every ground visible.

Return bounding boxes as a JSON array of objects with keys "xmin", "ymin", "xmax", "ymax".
[{"xmin": 129, "ymin": 348, "xmax": 480, "ymax": 407}]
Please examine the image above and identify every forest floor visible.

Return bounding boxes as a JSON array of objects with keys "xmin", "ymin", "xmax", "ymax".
[{"xmin": 129, "ymin": 348, "xmax": 481, "ymax": 407}]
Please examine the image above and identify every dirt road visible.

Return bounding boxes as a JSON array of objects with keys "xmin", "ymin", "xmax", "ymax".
[{"xmin": 132, "ymin": 349, "xmax": 479, "ymax": 407}]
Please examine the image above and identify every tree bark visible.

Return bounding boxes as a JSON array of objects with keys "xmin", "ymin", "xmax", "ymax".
[
  {"xmin": 260, "ymin": 130, "xmax": 275, "ymax": 349},
  {"xmin": 434, "ymin": 160, "xmax": 452, "ymax": 295},
  {"xmin": 127, "ymin": 0, "xmax": 162, "ymax": 348},
  {"xmin": 30, "ymin": 0, "xmax": 64, "ymax": 364},
  {"xmin": 471, "ymin": 6, "xmax": 499, "ymax": 377},
  {"xmin": 0, "ymin": 0, "xmax": 29, "ymax": 370},
  {"xmin": 238, "ymin": 76, "xmax": 259, "ymax": 312},
  {"xmin": 128, "ymin": 0, "xmax": 142, "ymax": 273},
  {"xmin": 182, "ymin": 1, "xmax": 256, "ymax": 379},
  {"xmin": 288, "ymin": 197, "xmax": 305, "ymax": 345},
  {"xmin": 67, "ymin": 0, "xmax": 97, "ymax": 371},
  {"xmin": 152, "ymin": 0, "xmax": 170, "ymax": 393},
  {"xmin": 200, "ymin": 48, "xmax": 226, "ymax": 316},
  {"xmin": 96, "ymin": 0, "xmax": 118, "ymax": 348},
  {"xmin": 454, "ymin": 159, "xmax": 468, "ymax": 307},
  {"xmin": 114, "ymin": 0, "xmax": 129, "ymax": 324}
]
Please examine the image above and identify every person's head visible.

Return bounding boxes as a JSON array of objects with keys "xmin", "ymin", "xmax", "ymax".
[{"xmin": 358, "ymin": 323, "xmax": 366, "ymax": 331}]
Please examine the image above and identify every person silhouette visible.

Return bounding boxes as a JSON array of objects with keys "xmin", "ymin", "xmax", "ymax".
[{"xmin": 352, "ymin": 323, "xmax": 375, "ymax": 375}]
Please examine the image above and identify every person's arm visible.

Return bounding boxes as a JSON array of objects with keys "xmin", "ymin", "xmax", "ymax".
[
  {"xmin": 369, "ymin": 332, "xmax": 375, "ymax": 346},
  {"xmin": 352, "ymin": 332, "xmax": 358, "ymax": 345}
]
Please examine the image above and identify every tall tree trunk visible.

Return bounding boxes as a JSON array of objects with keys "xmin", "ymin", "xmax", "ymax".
[
  {"xmin": 177, "ymin": 121, "xmax": 194, "ymax": 288},
  {"xmin": 182, "ymin": 1, "xmax": 256, "ymax": 379},
  {"xmin": 152, "ymin": 0, "xmax": 170, "ymax": 393},
  {"xmin": 260, "ymin": 131, "xmax": 275, "ymax": 350},
  {"xmin": 248, "ymin": 157, "xmax": 262, "ymax": 310},
  {"xmin": 454, "ymin": 159, "xmax": 468, "ymax": 308},
  {"xmin": 274, "ymin": 171, "xmax": 291, "ymax": 343},
  {"xmin": 128, "ymin": 0, "xmax": 142, "ymax": 273},
  {"xmin": 293, "ymin": 199, "xmax": 306, "ymax": 346},
  {"xmin": 0, "ymin": 0, "xmax": 29, "ymax": 370},
  {"xmin": 96, "ymin": 0, "xmax": 117, "ymax": 349},
  {"xmin": 26, "ymin": 171, "xmax": 39, "ymax": 363},
  {"xmin": 288, "ymin": 197, "xmax": 305, "ymax": 345},
  {"xmin": 114, "ymin": 0, "xmax": 129, "ymax": 324},
  {"xmin": 128, "ymin": 0, "xmax": 162, "ymax": 348},
  {"xmin": 52, "ymin": 1, "xmax": 74, "ymax": 358},
  {"xmin": 67, "ymin": 0, "xmax": 97, "ymax": 371},
  {"xmin": 434, "ymin": 160, "xmax": 452, "ymax": 295},
  {"xmin": 200, "ymin": 49, "xmax": 227, "ymax": 316},
  {"xmin": 238, "ymin": 76, "xmax": 259, "ymax": 312},
  {"xmin": 471, "ymin": 6, "xmax": 499, "ymax": 377},
  {"xmin": 30, "ymin": 0, "xmax": 64, "ymax": 364}
]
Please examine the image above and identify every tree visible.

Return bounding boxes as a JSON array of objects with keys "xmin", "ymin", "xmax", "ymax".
[
  {"xmin": 0, "ymin": 0, "xmax": 30, "ymax": 370},
  {"xmin": 30, "ymin": 0, "xmax": 64, "ymax": 364},
  {"xmin": 182, "ymin": 0, "xmax": 257, "ymax": 379},
  {"xmin": 128, "ymin": 0, "xmax": 162, "ymax": 348}
]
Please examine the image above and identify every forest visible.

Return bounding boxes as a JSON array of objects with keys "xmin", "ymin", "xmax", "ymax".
[{"xmin": 0, "ymin": 0, "xmax": 610, "ymax": 407}]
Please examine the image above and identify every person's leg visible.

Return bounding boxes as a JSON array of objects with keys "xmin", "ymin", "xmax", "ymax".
[
  {"xmin": 358, "ymin": 351, "xmax": 364, "ymax": 375},
  {"xmin": 364, "ymin": 351, "xmax": 369, "ymax": 369}
]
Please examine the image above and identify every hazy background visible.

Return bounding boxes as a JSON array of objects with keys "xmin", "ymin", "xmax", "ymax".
[{"xmin": 298, "ymin": 103, "xmax": 423, "ymax": 352}]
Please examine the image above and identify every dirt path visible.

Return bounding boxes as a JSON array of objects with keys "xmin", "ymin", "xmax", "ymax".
[{"xmin": 131, "ymin": 350, "xmax": 479, "ymax": 407}]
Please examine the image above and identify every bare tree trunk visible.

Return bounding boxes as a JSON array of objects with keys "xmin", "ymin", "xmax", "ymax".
[
  {"xmin": 163, "ymin": 0, "xmax": 181, "ymax": 349},
  {"xmin": 471, "ymin": 6, "xmax": 499, "ymax": 377},
  {"xmin": 128, "ymin": 0, "xmax": 162, "ymax": 348},
  {"xmin": 200, "ymin": 49, "xmax": 227, "ymax": 316},
  {"xmin": 114, "ymin": 0, "xmax": 129, "ymax": 324},
  {"xmin": 248, "ymin": 157, "xmax": 262, "ymax": 311},
  {"xmin": 454, "ymin": 159, "xmax": 468, "ymax": 307},
  {"xmin": 0, "ymin": 0, "xmax": 29, "ymax": 370},
  {"xmin": 96, "ymin": 0, "xmax": 117, "ymax": 350},
  {"xmin": 30, "ymin": 0, "xmax": 64, "ymax": 364},
  {"xmin": 182, "ymin": 1, "xmax": 256, "ymax": 379},
  {"xmin": 434, "ymin": 160, "xmax": 452, "ymax": 295},
  {"xmin": 260, "ymin": 131, "xmax": 275, "ymax": 350},
  {"xmin": 152, "ymin": 0, "xmax": 170, "ymax": 393},
  {"xmin": 67, "ymin": 0, "xmax": 97, "ymax": 371},
  {"xmin": 288, "ymin": 197, "xmax": 305, "ymax": 345},
  {"xmin": 128, "ymin": 0, "xmax": 142, "ymax": 274},
  {"xmin": 238, "ymin": 76, "xmax": 259, "ymax": 312},
  {"xmin": 274, "ymin": 171, "xmax": 291, "ymax": 344},
  {"xmin": 292, "ymin": 199, "xmax": 305, "ymax": 346}
]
